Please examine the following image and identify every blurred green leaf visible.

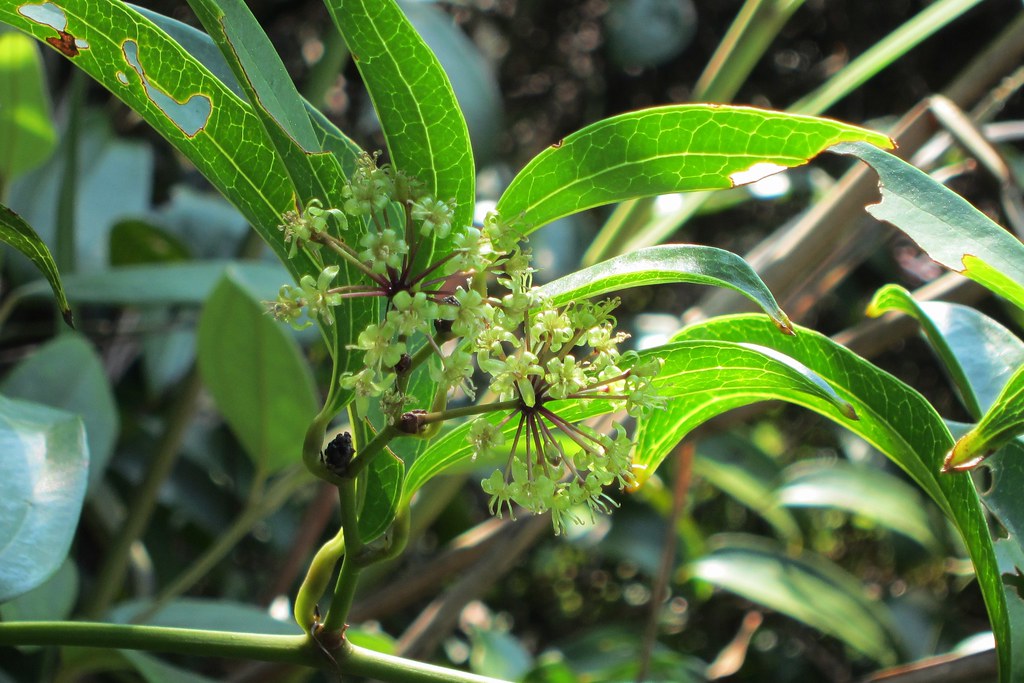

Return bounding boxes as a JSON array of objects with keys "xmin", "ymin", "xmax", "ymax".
[
  {"xmin": 497, "ymin": 105, "xmax": 893, "ymax": 235},
  {"xmin": 109, "ymin": 219, "xmax": 190, "ymax": 266},
  {"xmin": 197, "ymin": 273, "xmax": 318, "ymax": 473},
  {"xmin": 119, "ymin": 651, "xmax": 219, "ymax": 683},
  {"xmin": 0, "ymin": 32, "xmax": 55, "ymax": 185},
  {"xmin": 1, "ymin": 334, "xmax": 118, "ymax": 495},
  {"xmin": 109, "ymin": 597, "xmax": 302, "ymax": 634},
  {"xmin": 468, "ymin": 627, "xmax": 534, "ymax": 681},
  {"xmin": 0, "ymin": 394, "xmax": 87, "ymax": 603},
  {"xmin": 778, "ymin": 459, "xmax": 942, "ymax": 551},
  {"xmin": 669, "ymin": 314, "xmax": 1010, "ymax": 677},
  {"xmin": 689, "ymin": 534, "xmax": 900, "ymax": 663},
  {"xmin": 541, "ymin": 244, "xmax": 792, "ymax": 333},
  {"xmin": 23, "ymin": 260, "xmax": 288, "ymax": 306},
  {"xmin": 0, "ymin": 202, "xmax": 71, "ymax": 325},
  {"xmin": 325, "ymin": 0, "xmax": 474, "ymax": 267},
  {"xmin": 834, "ymin": 141, "xmax": 1024, "ymax": 310},
  {"xmin": 0, "ymin": 558, "xmax": 77, "ymax": 622}
]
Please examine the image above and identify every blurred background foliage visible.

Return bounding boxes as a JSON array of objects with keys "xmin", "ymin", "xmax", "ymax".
[{"xmin": 2, "ymin": 0, "xmax": 1024, "ymax": 681}]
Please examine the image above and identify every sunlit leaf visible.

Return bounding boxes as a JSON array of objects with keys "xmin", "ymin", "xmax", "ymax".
[
  {"xmin": 541, "ymin": 244, "xmax": 792, "ymax": 333},
  {"xmin": 668, "ymin": 314, "xmax": 1010, "ymax": 677},
  {"xmin": 324, "ymin": 0, "xmax": 474, "ymax": 268},
  {"xmin": 834, "ymin": 141, "xmax": 1024, "ymax": 310},
  {"xmin": 497, "ymin": 105, "xmax": 892, "ymax": 235}
]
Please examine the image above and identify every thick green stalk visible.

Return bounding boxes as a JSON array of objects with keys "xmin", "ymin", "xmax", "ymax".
[
  {"xmin": 84, "ymin": 368, "xmax": 203, "ymax": 618},
  {"xmin": 322, "ymin": 478, "xmax": 363, "ymax": 633},
  {"xmin": 0, "ymin": 622, "xmax": 507, "ymax": 682}
]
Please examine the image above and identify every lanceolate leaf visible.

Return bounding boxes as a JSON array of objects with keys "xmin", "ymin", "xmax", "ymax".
[
  {"xmin": 324, "ymin": 0, "xmax": 474, "ymax": 268},
  {"xmin": 197, "ymin": 273, "xmax": 318, "ymax": 473},
  {"xmin": 689, "ymin": 534, "xmax": 900, "ymax": 664},
  {"xmin": 0, "ymin": 203, "xmax": 71, "ymax": 326},
  {"xmin": 868, "ymin": 284, "xmax": 1024, "ymax": 418},
  {"xmin": 667, "ymin": 314, "xmax": 1010, "ymax": 679},
  {"xmin": 946, "ymin": 366, "xmax": 1024, "ymax": 473},
  {"xmin": 833, "ymin": 141, "xmax": 1024, "ymax": 310},
  {"xmin": 541, "ymin": 244, "xmax": 793, "ymax": 333},
  {"xmin": 403, "ymin": 339, "xmax": 855, "ymax": 505},
  {"xmin": 496, "ymin": 105, "xmax": 893, "ymax": 235},
  {"xmin": 0, "ymin": 395, "xmax": 87, "ymax": 603}
]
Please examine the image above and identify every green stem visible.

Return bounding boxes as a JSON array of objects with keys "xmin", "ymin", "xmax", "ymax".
[
  {"xmin": 417, "ymin": 399, "xmax": 520, "ymax": 425},
  {"xmin": 0, "ymin": 623, "xmax": 508, "ymax": 682},
  {"xmin": 84, "ymin": 368, "xmax": 203, "ymax": 618},
  {"xmin": 139, "ymin": 467, "xmax": 311, "ymax": 622},
  {"xmin": 322, "ymin": 479, "xmax": 363, "ymax": 633},
  {"xmin": 294, "ymin": 524, "xmax": 346, "ymax": 632}
]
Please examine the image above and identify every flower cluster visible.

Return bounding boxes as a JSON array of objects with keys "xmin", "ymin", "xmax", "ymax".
[
  {"xmin": 468, "ymin": 279, "xmax": 664, "ymax": 534},
  {"xmin": 268, "ymin": 153, "xmax": 663, "ymax": 533}
]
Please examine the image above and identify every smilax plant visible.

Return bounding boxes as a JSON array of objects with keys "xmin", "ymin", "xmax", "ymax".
[{"xmin": 2, "ymin": 0, "xmax": 1022, "ymax": 681}]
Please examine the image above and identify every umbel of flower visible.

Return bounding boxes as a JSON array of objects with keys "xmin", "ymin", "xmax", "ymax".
[
  {"xmin": 267, "ymin": 152, "xmax": 663, "ymax": 533},
  {"xmin": 469, "ymin": 283, "xmax": 665, "ymax": 535}
]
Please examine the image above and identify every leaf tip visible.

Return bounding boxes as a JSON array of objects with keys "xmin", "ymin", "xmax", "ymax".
[
  {"xmin": 942, "ymin": 438, "xmax": 990, "ymax": 473},
  {"xmin": 61, "ymin": 308, "xmax": 75, "ymax": 329},
  {"xmin": 773, "ymin": 314, "xmax": 796, "ymax": 336},
  {"xmin": 840, "ymin": 402, "xmax": 858, "ymax": 421}
]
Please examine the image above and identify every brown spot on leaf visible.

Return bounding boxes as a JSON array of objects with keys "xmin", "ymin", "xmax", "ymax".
[{"xmin": 46, "ymin": 30, "xmax": 79, "ymax": 57}]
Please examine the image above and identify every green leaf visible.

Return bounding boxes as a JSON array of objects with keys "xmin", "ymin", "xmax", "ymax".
[
  {"xmin": 0, "ymin": 32, "xmax": 56, "ymax": 184},
  {"xmin": 777, "ymin": 459, "xmax": 943, "ymax": 551},
  {"xmin": 197, "ymin": 273, "xmax": 318, "ymax": 473},
  {"xmin": 688, "ymin": 534, "xmax": 900, "ymax": 664},
  {"xmin": 403, "ymin": 339, "xmax": 855, "ymax": 505},
  {"xmin": 946, "ymin": 365, "xmax": 1024, "ymax": 472},
  {"xmin": 833, "ymin": 141, "xmax": 1024, "ymax": 310},
  {"xmin": 1, "ymin": 333, "xmax": 118, "ymax": 496},
  {"xmin": 496, "ymin": 105, "xmax": 893, "ymax": 235},
  {"xmin": 0, "ymin": 394, "xmax": 87, "ymax": 603},
  {"xmin": 359, "ymin": 447, "xmax": 405, "ymax": 544},
  {"xmin": 668, "ymin": 314, "xmax": 1009, "ymax": 679},
  {"xmin": 0, "ymin": 202, "xmax": 71, "ymax": 326},
  {"xmin": 867, "ymin": 284, "xmax": 1024, "ymax": 418},
  {"xmin": 22, "ymin": 260, "xmax": 288, "ymax": 306},
  {"xmin": 324, "ymin": 0, "xmax": 475, "ymax": 264},
  {"xmin": 540, "ymin": 244, "xmax": 792, "ymax": 333}
]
